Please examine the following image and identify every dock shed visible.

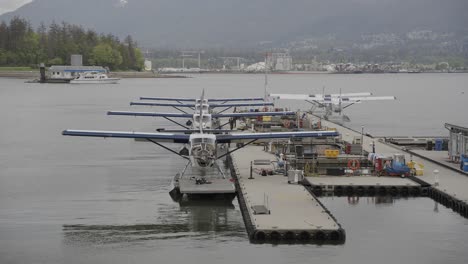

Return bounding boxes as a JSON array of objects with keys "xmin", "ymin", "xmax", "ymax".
[
  {"xmin": 445, "ymin": 123, "xmax": 468, "ymax": 162},
  {"xmin": 48, "ymin": 65, "xmax": 107, "ymax": 80}
]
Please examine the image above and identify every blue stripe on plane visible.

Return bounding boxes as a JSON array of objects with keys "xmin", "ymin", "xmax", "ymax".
[
  {"xmin": 129, "ymin": 102, "xmax": 274, "ymax": 108},
  {"xmin": 208, "ymin": 98, "xmax": 264, "ymax": 102},
  {"xmin": 62, "ymin": 130, "xmax": 190, "ymax": 143},
  {"xmin": 215, "ymin": 131, "xmax": 339, "ymax": 143},
  {"xmin": 107, "ymin": 111, "xmax": 193, "ymax": 118},
  {"xmin": 139, "ymin": 97, "xmax": 265, "ymax": 102},
  {"xmin": 139, "ymin": 97, "xmax": 195, "ymax": 102},
  {"xmin": 210, "ymin": 102, "xmax": 274, "ymax": 108},
  {"xmin": 130, "ymin": 102, "xmax": 196, "ymax": 107}
]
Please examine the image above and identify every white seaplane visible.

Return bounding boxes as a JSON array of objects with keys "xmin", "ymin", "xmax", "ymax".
[
  {"xmin": 269, "ymin": 91, "xmax": 395, "ymax": 123},
  {"xmin": 63, "ymin": 92, "xmax": 339, "ymax": 201},
  {"xmin": 123, "ymin": 94, "xmax": 291, "ymax": 132}
]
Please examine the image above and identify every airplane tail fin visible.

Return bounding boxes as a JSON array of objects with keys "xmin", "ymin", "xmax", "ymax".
[{"xmin": 199, "ymin": 89, "xmax": 204, "ymax": 133}]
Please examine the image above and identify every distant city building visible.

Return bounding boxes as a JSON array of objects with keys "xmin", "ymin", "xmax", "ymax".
[
  {"xmin": 144, "ymin": 59, "xmax": 152, "ymax": 71},
  {"xmin": 266, "ymin": 52, "xmax": 292, "ymax": 71}
]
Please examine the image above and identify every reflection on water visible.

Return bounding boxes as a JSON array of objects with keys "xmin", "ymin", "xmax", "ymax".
[
  {"xmin": 2, "ymin": 76, "xmax": 468, "ymax": 264},
  {"xmin": 62, "ymin": 202, "xmax": 246, "ymax": 245},
  {"xmin": 345, "ymin": 195, "xmax": 400, "ymax": 205}
]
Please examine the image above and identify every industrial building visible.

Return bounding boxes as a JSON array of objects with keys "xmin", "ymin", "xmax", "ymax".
[
  {"xmin": 47, "ymin": 54, "xmax": 107, "ymax": 81},
  {"xmin": 445, "ymin": 123, "xmax": 468, "ymax": 169},
  {"xmin": 266, "ymin": 52, "xmax": 292, "ymax": 71}
]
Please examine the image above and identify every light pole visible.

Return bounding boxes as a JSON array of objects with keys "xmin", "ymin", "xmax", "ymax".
[{"xmin": 361, "ymin": 125, "xmax": 364, "ymax": 158}]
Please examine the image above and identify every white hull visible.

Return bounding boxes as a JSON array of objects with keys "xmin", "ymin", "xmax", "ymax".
[
  {"xmin": 69, "ymin": 71, "xmax": 120, "ymax": 84},
  {"xmin": 70, "ymin": 78, "xmax": 120, "ymax": 84}
]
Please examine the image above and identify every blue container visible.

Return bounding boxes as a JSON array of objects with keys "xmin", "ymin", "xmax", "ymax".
[
  {"xmin": 462, "ymin": 155, "xmax": 468, "ymax": 172},
  {"xmin": 434, "ymin": 138, "xmax": 443, "ymax": 151}
]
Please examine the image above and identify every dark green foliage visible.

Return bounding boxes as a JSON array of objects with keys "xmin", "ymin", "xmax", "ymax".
[{"xmin": 0, "ymin": 17, "xmax": 143, "ymax": 70}]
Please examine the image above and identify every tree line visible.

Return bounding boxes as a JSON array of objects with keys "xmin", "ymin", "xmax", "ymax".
[{"xmin": 0, "ymin": 17, "xmax": 144, "ymax": 70}]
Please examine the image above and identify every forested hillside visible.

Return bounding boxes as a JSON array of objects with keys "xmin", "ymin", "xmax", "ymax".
[{"xmin": 0, "ymin": 17, "xmax": 144, "ymax": 70}]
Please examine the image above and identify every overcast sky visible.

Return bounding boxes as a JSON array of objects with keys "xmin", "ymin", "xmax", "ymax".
[{"xmin": 0, "ymin": 0, "xmax": 31, "ymax": 15}]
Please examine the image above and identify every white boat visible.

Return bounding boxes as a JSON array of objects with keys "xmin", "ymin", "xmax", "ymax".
[{"xmin": 69, "ymin": 72, "xmax": 120, "ymax": 84}]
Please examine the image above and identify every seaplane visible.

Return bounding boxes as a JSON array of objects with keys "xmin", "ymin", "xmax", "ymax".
[
  {"xmin": 107, "ymin": 97, "xmax": 296, "ymax": 133},
  {"xmin": 269, "ymin": 90, "xmax": 396, "ymax": 124},
  {"xmin": 62, "ymin": 92, "xmax": 339, "ymax": 201}
]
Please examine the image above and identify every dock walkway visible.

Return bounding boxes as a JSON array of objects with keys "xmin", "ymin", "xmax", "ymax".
[
  {"xmin": 316, "ymin": 116, "xmax": 468, "ymax": 217},
  {"xmin": 406, "ymin": 149, "xmax": 468, "ymax": 176},
  {"xmin": 230, "ymin": 145, "xmax": 345, "ymax": 243}
]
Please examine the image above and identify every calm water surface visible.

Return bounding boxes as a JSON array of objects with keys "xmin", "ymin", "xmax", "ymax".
[{"xmin": 0, "ymin": 74, "xmax": 467, "ymax": 264}]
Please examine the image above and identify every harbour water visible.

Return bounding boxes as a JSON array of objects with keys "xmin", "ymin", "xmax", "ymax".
[{"xmin": 0, "ymin": 74, "xmax": 467, "ymax": 264}]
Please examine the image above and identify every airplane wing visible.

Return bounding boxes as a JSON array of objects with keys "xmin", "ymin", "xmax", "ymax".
[
  {"xmin": 322, "ymin": 92, "xmax": 372, "ymax": 97},
  {"xmin": 269, "ymin": 93, "xmax": 373, "ymax": 100},
  {"xmin": 216, "ymin": 130, "xmax": 339, "ymax": 143},
  {"xmin": 130, "ymin": 102, "xmax": 197, "ymax": 107},
  {"xmin": 156, "ymin": 128, "xmax": 233, "ymax": 134},
  {"xmin": 207, "ymin": 98, "xmax": 264, "ymax": 102},
  {"xmin": 209, "ymin": 102, "xmax": 274, "ymax": 108},
  {"xmin": 139, "ymin": 97, "xmax": 195, "ymax": 102},
  {"xmin": 269, "ymin": 94, "xmax": 312, "ymax": 100},
  {"xmin": 62, "ymin": 130, "xmax": 190, "ymax": 143},
  {"xmin": 316, "ymin": 96, "xmax": 396, "ymax": 103},
  {"xmin": 341, "ymin": 96, "xmax": 396, "ymax": 101},
  {"xmin": 107, "ymin": 111, "xmax": 193, "ymax": 118},
  {"xmin": 139, "ymin": 97, "xmax": 264, "ymax": 102},
  {"xmin": 129, "ymin": 102, "xmax": 274, "ymax": 108},
  {"xmin": 107, "ymin": 110, "xmax": 293, "ymax": 119},
  {"xmin": 212, "ymin": 111, "xmax": 295, "ymax": 118}
]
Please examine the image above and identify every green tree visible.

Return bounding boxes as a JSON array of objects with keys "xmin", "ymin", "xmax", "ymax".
[
  {"xmin": 48, "ymin": 57, "xmax": 63, "ymax": 65},
  {"xmin": 134, "ymin": 48, "xmax": 144, "ymax": 71},
  {"xmin": 90, "ymin": 43, "xmax": 122, "ymax": 69}
]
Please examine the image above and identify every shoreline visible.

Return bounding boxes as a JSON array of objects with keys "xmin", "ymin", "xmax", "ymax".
[
  {"xmin": 1, "ymin": 70, "xmax": 466, "ymax": 79},
  {"xmin": 0, "ymin": 71, "xmax": 189, "ymax": 79}
]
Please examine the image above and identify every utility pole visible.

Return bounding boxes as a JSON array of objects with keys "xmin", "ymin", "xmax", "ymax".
[
  {"xmin": 361, "ymin": 125, "xmax": 364, "ymax": 158},
  {"xmin": 264, "ymin": 52, "xmax": 269, "ymax": 101},
  {"xmin": 182, "ymin": 50, "xmax": 204, "ymax": 69}
]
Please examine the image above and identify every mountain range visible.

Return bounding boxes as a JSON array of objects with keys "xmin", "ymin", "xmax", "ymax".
[{"xmin": 1, "ymin": 0, "xmax": 467, "ymax": 49}]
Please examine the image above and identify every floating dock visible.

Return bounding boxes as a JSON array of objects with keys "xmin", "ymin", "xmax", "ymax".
[
  {"xmin": 305, "ymin": 175, "xmax": 424, "ymax": 196},
  {"xmin": 170, "ymin": 162, "xmax": 236, "ymax": 202},
  {"xmin": 229, "ymin": 145, "xmax": 345, "ymax": 244},
  {"xmin": 315, "ymin": 115, "xmax": 468, "ymax": 218}
]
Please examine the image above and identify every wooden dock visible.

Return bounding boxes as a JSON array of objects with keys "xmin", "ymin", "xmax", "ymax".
[{"xmin": 229, "ymin": 145, "xmax": 345, "ymax": 243}]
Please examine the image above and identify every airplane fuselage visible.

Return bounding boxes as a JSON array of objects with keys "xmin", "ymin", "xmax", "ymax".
[{"xmin": 189, "ymin": 133, "xmax": 217, "ymax": 167}]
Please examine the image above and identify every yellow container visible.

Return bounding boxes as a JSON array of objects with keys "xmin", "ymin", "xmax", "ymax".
[
  {"xmin": 262, "ymin": 116, "xmax": 272, "ymax": 122},
  {"xmin": 325, "ymin": 149, "xmax": 339, "ymax": 158},
  {"xmin": 415, "ymin": 168, "xmax": 424, "ymax": 176}
]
